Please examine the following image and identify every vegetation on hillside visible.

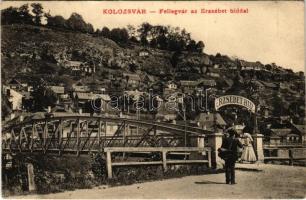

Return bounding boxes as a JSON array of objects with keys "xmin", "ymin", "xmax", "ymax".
[{"xmin": 1, "ymin": 3, "xmax": 204, "ymax": 53}]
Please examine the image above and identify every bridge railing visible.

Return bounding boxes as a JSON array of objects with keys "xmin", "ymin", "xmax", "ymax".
[
  {"xmin": 263, "ymin": 148, "xmax": 306, "ymax": 166},
  {"xmin": 103, "ymin": 147, "xmax": 212, "ymax": 179}
]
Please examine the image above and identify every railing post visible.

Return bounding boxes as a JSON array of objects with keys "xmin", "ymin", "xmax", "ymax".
[
  {"xmin": 207, "ymin": 149, "xmax": 212, "ymax": 168},
  {"xmin": 162, "ymin": 150, "xmax": 167, "ymax": 172},
  {"xmin": 98, "ymin": 119, "xmax": 101, "ymax": 152},
  {"xmin": 76, "ymin": 119, "xmax": 80, "ymax": 156},
  {"xmin": 27, "ymin": 163, "xmax": 36, "ymax": 192},
  {"xmin": 289, "ymin": 149, "xmax": 293, "ymax": 166},
  {"xmin": 253, "ymin": 134, "xmax": 264, "ymax": 162},
  {"xmin": 106, "ymin": 151, "xmax": 113, "ymax": 179},
  {"xmin": 207, "ymin": 133, "xmax": 223, "ymax": 169}
]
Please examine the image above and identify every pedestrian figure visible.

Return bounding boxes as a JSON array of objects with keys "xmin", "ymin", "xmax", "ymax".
[
  {"xmin": 219, "ymin": 128, "xmax": 243, "ymax": 184},
  {"xmin": 240, "ymin": 127, "xmax": 257, "ymax": 163}
]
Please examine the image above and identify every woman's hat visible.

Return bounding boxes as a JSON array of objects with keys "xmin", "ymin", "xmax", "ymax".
[{"xmin": 227, "ymin": 128, "xmax": 238, "ymax": 137}]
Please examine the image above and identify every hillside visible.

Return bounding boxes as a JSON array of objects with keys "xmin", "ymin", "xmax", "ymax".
[{"xmin": 1, "ymin": 24, "xmax": 305, "ymax": 124}]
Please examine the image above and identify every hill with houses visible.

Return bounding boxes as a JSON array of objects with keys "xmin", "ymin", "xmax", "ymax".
[{"xmin": 1, "ymin": 23, "xmax": 305, "ymax": 142}]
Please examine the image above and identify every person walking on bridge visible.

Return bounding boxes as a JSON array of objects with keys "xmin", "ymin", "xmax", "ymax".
[
  {"xmin": 240, "ymin": 127, "xmax": 257, "ymax": 163},
  {"xmin": 219, "ymin": 128, "xmax": 243, "ymax": 184}
]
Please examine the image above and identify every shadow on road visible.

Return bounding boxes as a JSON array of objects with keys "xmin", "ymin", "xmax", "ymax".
[{"xmin": 194, "ymin": 181, "xmax": 226, "ymax": 185}]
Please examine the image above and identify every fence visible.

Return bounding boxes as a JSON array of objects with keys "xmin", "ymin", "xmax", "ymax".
[
  {"xmin": 264, "ymin": 147, "xmax": 306, "ymax": 166},
  {"xmin": 104, "ymin": 147, "xmax": 212, "ymax": 178}
]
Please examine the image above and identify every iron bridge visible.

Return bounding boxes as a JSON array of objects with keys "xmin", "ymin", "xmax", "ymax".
[{"xmin": 2, "ymin": 115, "xmax": 212, "ymax": 156}]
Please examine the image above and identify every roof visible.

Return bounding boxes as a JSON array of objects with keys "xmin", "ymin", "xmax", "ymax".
[
  {"xmin": 124, "ymin": 90, "xmax": 145, "ymax": 100},
  {"xmin": 270, "ymin": 129, "xmax": 292, "ymax": 137},
  {"xmin": 223, "ymin": 79, "xmax": 234, "ymax": 87},
  {"xmin": 251, "ymin": 80, "xmax": 265, "ymax": 87},
  {"xmin": 156, "ymin": 109, "xmax": 177, "ymax": 120},
  {"xmin": 123, "ymin": 73, "xmax": 141, "ymax": 81},
  {"xmin": 72, "ymin": 85, "xmax": 90, "ymax": 92},
  {"xmin": 240, "ymin": 60, "xmax": 264, "ymax": 69},
  {"xmin": 197, "ymin": 79, "xmax": 217, "ymax": 86},
  {"xmin": 207, "ymin": 68, "xmax": 220, "ymax": 73},
  {"xmin": 76, "ymin": 92, "xmax": 111, "ymax": 101},
  {"xmin": 291, "ymin": 124, "xmax": 305, "ymax": 135},
  {"xmin": 146, "ymin": 75, "xmax": 155, "ymax": 82},
  {"xmin": 166, "ymin": 80, "xmax": 177, "ymax": 85},
  {"xmin": 180, "ymin": 80, "xmax": 198, "ymax": 87},
  {"xmin": 195, "ymin": 112, "xmax": 227, "ymax": 126},
  {"xmin": 260, "ymin": 81, "xmax": 278, "ymax": 88},
  {"xmin": 8, "ymin": 79, "xmax": 22, "ymax": 85},
  {"xmin": 65, "ymin": 61, "xmax": 82, "ymax": 67},
  {"xmin": 49, "ymin": 86, "xmax": 65, "ymax": 94}
]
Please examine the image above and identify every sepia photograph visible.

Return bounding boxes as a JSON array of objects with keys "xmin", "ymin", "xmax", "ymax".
[{"xmin": 1, "ymin": 1, "xmax": 305, "ymax": 199}]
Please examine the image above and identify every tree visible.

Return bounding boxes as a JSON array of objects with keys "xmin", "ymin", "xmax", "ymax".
[
  {"xmin": 18, "ymin": 4, "xmax": 33, "ymax": 24},
  {"xmin": 32, "ymin": 84, "xmax": 58, "ymax": 111},
  {"xmin": 171, "ymin": 51, "xmax": 182, "ymax": 68},
  {"xmin": 101, "ymin": 27, "xmax": 110, "ymax": 38},
  {"xmin": 1, "ymin": 7, "xmax": 21, "ymax": 25},
  {"xmin": 31, "ymin": 3, "xmax": 43, "ymax": 25},
  {"xmin": 196, "ymin": 41, "xmax": 205, "ymax": 53},
  {"xmin": 1, "ymin": 93, "xmax": 12, "ymax": 120},
  {"xmin": 46, "ymin": 15, "xmax": 67, "ymax": 29},
  {"xmin": 110, "ymin": 28, "xmax": 129, "ymax": 44},
  {"xmin": 66, "ymin": 12, "xmax": 93, "ymax": 33},
  {"xmin": 138, "ymin": 22, "xmax": 152, "ymax": 46},
  {"xmin": 127, "ymin": 24, "xmax": 136, "ymax": 38},
  {"xmin": 186, "ymin": 40, "xmax": 196, "ymax": 51}
]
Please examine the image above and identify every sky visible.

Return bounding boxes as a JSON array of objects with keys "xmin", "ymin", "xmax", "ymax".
[{"xmin": 1, "ymin": 1, "xmax": 305, "ymax": 72}]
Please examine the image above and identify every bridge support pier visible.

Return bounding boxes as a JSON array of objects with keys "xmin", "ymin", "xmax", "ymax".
[
  {"xmin": 207, "ymin": 133, "xmax": 223, "ymax": 169},
  {"xmin": 253, "ymin": 134, "xmax": 264, "ymax": 162}
]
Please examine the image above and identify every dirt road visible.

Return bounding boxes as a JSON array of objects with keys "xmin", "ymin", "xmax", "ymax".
[{"xmin": 9, "ymin": 163, "xmax": 306, "ymax": 199}]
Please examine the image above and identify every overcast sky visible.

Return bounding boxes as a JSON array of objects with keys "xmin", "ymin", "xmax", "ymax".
[{"xmin": 2, "ymin": 1, "xmax": 305, "ymax": 72}]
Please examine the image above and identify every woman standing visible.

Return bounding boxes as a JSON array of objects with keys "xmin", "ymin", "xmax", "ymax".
[{"xmin": 240, "ymin": 127, "xmax": 257, "ymax": 163}]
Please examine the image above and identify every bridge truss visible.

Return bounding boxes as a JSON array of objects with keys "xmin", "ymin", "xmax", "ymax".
[{"xmin": 2, "ymin": 115, "xmax": 211, "ymax": 156}]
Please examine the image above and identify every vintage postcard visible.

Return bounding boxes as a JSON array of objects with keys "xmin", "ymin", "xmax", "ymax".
[{"xmin": 1, "ymin": 1, "xmax": 305, "ymax": 199}]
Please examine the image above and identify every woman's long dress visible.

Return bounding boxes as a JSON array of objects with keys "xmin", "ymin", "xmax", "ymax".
[{"xmin": 241, "ymin": 134, "xmax": 257, "ymax": 162}]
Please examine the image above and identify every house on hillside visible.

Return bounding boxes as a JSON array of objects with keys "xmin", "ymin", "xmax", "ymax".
[
  {"xmin": 48, "ymin": 86, "xmax": 68, "ymax": 102},
  {"xmin": 268, "ymin": 128, "xmax": 299, "ymax": 144},
  {"xmin": 49, "ymin": 86, "xmax": 65, "ymax": 95},
  {"xmin": 72, "ymin": 82, "xmax": 90, "ymax": 93},
  {"xmin": 197, "ymin": 79, "xmax": 217, "ymax": 88},
  {"xmin": 123, "ymin": 72, "xmax": 141, "ymax": 89},
  {"xmin": 141, "ymin": 74, "xmax": 156, "ymax": 84},
  {"xmin": 240, "ymin": 60, "xmax": 263, "ymax": 71},
  {"xmin": 64, "ymin": 61, "xmax": 95, "ymax": 75},
  {"xmin": 194, "ymin": 112, "xmax": 227, "ymax": 131},
  {"xmin": 155, "ymin": 108, "xmax": 178, "ymax": 122},
  {"xmin": 290, "ymin": 124, "xmax": 306, "ymax": 143},
  {"xmin": 64, "ymin": 60, "xmax": 82, "ymax": 71},
  {"xmin": 7, "ymin": 79, "xmax": 30, "ymax": 91},
  {"xmin": 138, "ymin": 49, "xmax": 150, "ymax": 57},
  {"xmin": 180, "ymin": 80, "xmax": 198, "ymax": 95},
  {"xmin": 206, "ymin": 68, "xmax": 220, "ymax": 78},
  {"xmin": 163, "ymin": 81, "xmax": 179, "ymax": 97},
  {"xmin": 250, "ymin": 80, "xmax": 265, "ymax": 91},
  {"xmin": 5, "ymin": 88, "xmax": 24, "ymax": 111},
  {"xmin": 124, "ymin": 90, "xmax": 145, "ymax": 101},
  {"xmin": 73, "ymin": 92, "xmax": 111, "ymax": 112},
  {"xmin": 260, "ymin": 81, "xmax": 278, "ymax": 91}
]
